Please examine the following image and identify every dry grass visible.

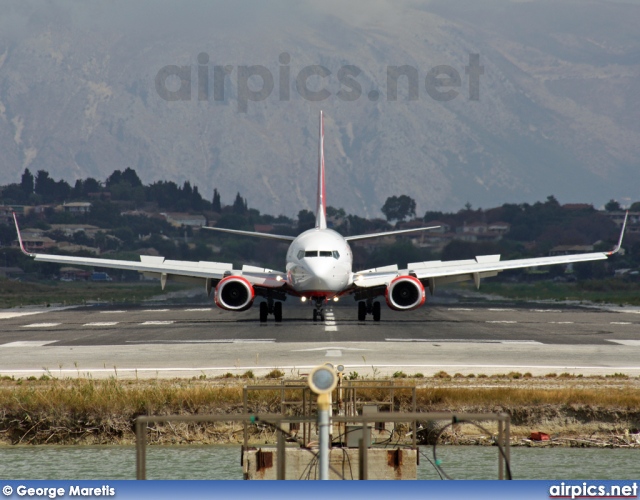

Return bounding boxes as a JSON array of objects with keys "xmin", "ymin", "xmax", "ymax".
[
  {"xmin": 414, "ymin": 386, "xmax": 640, "ymax": 408},
  {"xmin": 0, "ymin": 378, "xmax": 244, "ymax": 415},
  {"xmin": 2, "ymin": 376, "xmax": 638, "ymax": 414},
  {"xmin": 1, "ymin": 376, "xmax": 638, "ymax": 445}
]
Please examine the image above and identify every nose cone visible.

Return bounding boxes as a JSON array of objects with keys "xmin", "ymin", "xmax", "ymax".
[
  {"xmin": 305, "ymin": 258, "xmax": 335, "ymax": 279},
  {"xmin": 289, "ymin": 258, "xmax": 346, "ymax": 292}
]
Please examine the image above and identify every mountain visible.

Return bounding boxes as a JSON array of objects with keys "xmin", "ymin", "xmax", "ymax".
[{"xmin": 1, "ymin": 0, "xmax": 639, "ymax": 217}]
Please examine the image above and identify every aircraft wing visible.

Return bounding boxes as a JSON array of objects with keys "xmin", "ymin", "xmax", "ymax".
[
  {"xmin": 13, "ymin": 213, "xmax": 286, "ymax": 291},
  {"xmin": 353, "ymin": 212, "xmax": 628, "ymax": 291},
  {"xmin": 352, "ymin": 251, "xmax": 611, "ymax": 291}
]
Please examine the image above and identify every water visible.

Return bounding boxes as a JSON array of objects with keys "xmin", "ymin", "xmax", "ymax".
[{"xmin": 0, "ymin": 445, "xmax": 637, "ymax": 480}]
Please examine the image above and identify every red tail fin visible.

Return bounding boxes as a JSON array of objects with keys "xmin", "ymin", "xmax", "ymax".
[{"xmin": 316, "ymin": 111, "xmax": 327, "ymax": 229}]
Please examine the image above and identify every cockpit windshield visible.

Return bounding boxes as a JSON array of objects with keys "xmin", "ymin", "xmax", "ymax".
[{"xmin": 299, "ymin": 250, "xmax": 340, "ymax": 259}]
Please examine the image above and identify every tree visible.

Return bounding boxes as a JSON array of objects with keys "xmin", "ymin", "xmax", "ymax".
[
  {"xmin": 423, "ymin": 210, "xmax": 444, "ymax": 222},
  {"xmin": 232, "ymin": 192, "xmax": 247, "ymax": 214},
  {"xmin": 182, "ymin": 181, "xmax": 193, "ymax": 199},
  {"xmin": 121, "ymin": 167, "xmax": 142, "ymax": 187},
  {"xmin": 20, "ymin": 169, "xmax": 34, "ymax": 197},
  {"xmin": 33, "ymin": 170, "xmax": 70, "ymax": 203},
  {"xmin": 381, "ymin": 195, "xmax": 416, "ymax": 222},
  {"xmin": 105, "ymin": 170, "xmax": 122, "ymax": 188},
  {"xmin": 212, "ymin": 189, "xmax": 222, "ymax": 212},
  {"xmin": 297, "ymin": 209, "xmax": 315, "ymax": 232},
  {"xmin": 630, "ymin": 201, "xmax": 640, "ymax": 212},
  {"xmin": 191, "ymin": 185, "xmax": 204, "ymax": 211},
  {"xmin": 574, "ymin": 261, "xmax": 608, "ymax": 280},
  {"xmin": 1, "ymin": 184, "xmax": 27, "ymax": 204},
  {"xmin": 605, "ymin": 199, "xmax": 621, "ymax": 212},
  {"xmin": 72, "ymin": 179, "xmax": 84, "ymax": 199},
  {"xmin": 326, "ymin": 206, "xmax": 346, "ymax": 218},
  {"xmin": 546, "ymin": 195, "xmax": 560, "ymax": 207},
  {"xmin": 83, "ymin": 178, "xmax": 102, "ymax": 195},
  {"xmin": 35, "ymin": 170, "xmax": 55, "ymax": 198}
]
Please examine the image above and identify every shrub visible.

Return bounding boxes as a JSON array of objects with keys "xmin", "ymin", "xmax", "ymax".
[
  {"xmin": 606, "ymin": 373, "xmax": 629, "ymax": 379},
  {"xmin": 393, "ymin": 371, "xmax": 407, "ymax": 378},
  {"xmin": 265, "ymin": 369, "xmax": 285, "ymax": 379}
]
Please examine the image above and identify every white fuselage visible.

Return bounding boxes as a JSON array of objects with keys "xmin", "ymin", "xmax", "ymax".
[{"xmin": 285, "ymin": 228, "xmax": 353, "ymax": 297}]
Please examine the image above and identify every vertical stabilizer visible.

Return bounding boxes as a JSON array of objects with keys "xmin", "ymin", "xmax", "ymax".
[{"xmin": 316, "ymin": 111, "xmax": 327, "ymax": 229}]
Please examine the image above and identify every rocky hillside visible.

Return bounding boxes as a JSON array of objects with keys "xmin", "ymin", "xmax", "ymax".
[{"xmin": 1, "ymin": 0, "xmax": 639, "ymax": 216}]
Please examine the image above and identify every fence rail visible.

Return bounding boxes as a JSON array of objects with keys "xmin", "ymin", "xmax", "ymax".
[{"xmin": 134, "ymin": 411, "xmax": 511, "ymax": 480}]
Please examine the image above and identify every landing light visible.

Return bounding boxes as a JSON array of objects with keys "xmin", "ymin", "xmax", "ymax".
[
  {"xmin": 301, "ymin": 297, "xmax": 307, "ymax": 303},
  {"xmin": 333, "ymin": 297, "xmax": 339, "ymax": 302}
]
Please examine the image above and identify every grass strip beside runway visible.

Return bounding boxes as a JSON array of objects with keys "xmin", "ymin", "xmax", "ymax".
[
  {"xmin": 0, "ymin": 375, "xmax": 638, "ymax": 446},
  {"xmin": 478, "ymin": 280, "xmax": 640, "ymax": 306},
  {"xmin": 0, "ymin": 279, "xmax": 188, "ymax": 308}
]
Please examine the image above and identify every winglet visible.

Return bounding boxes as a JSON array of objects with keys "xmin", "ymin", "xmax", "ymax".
[
  {"xmin": 12, "ymin": 212, "xmax": 34, "ymax": 257},
  {"xmin": 315, "ymin": 110, "xmax": 327, "ymax": 229},
  {"xmin": 607, "ymin": 211, "xmax": 628, "ymax": 256}
]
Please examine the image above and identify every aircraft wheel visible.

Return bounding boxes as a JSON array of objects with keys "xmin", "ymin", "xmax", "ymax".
[
  {"xmin": 313, "ymin": 310, "xmax": 318, "ymax": 322},
  {"xmin": 358, "ymin": 301, "xmax": 366, "ymax": 321},
  {"xmin": 372, "ymin": 301, "xmax": 381, "ymax": 322},
  {"xmin": 274, "ymin": 302, "xmax": 283, "ymax": 322},
  {"xmin": 259, "ymin": 302, "xmax": 268, "ymax": 323}
]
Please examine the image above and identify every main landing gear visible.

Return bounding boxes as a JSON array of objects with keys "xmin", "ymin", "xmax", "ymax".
[
  {"xmin": 358, "ymin": 299, "xmax": 381, "ymax": 322},
  {"xmin": 259, "ymin": 298, "xmax": 283, "ymax": 323}
]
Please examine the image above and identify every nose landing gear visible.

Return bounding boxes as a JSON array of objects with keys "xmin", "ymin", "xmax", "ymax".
[{"xmin": 312, "ymin": 297, "xmax": 326, "ymax": 322}]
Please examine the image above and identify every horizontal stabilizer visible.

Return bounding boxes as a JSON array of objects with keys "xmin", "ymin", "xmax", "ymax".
[
  {"xmin": 345, "ymin": 226, "xmax": 439, "ymax": 241},
  {"xmin": 203, "ymin": 226, "xmax": 296, "ymax": 241}
]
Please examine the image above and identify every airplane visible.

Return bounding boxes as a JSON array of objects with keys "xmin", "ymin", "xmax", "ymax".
[{"xmin": 13, "ymin": 111, "xmax": 628, "ymax": 323}]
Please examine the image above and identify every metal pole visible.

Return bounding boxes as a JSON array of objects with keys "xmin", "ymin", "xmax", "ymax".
[
  {"xmin": 135, "ymin": 419, "xmax": 146, "ymax": 480},
  {"xmin": 318, "ymin": 393, "xmax": 330, "ymax": 480},
  {"xmin": 303, "ymin": 388, "xmax": 307, "ymax": 447},
  {"xmin": 504, "ymin": 414, "xmax": 511, "ymax": 479},
  {"xmin": 498, "ymin": 419, "xmax": 504, "ymax": 480},
  {"xmin": 412, "ymin": 387, "xmax": 417, "ymax": 449},
  {"xmin": 277, "ymin": 427, "xmax": 286, "ymax": 480},
  {"xmin": 243, "ymin": 387, "xmax": 248, "ymax": 448},
  {"xmin": 359, "ymin": 419, "xmax": 369, "ymax": 480}
]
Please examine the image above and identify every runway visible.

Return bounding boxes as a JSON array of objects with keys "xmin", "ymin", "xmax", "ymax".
[{"xmin": 0, "ymin": 296, "xmax": 639, "ymax": 378}]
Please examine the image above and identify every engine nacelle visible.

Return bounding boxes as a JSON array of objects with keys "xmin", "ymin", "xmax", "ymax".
[
  {"xmin": 385, "ymin": 276, "xmax": 426, "ymax": 311},
  {"xmin": 214, "ymin": 276, "xmax": 255, "ymax": 311}
]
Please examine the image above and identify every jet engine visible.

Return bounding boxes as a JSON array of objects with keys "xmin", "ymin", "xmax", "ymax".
[
  {"xmin": 385, "ymin": 276, "xmax": 426, "ymax": 311},
  {"xmin": 214, "ymin": 276, "xmax": 255, "ymax": 311}
]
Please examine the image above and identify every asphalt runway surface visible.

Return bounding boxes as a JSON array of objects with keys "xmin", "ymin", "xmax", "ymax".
[{"xmin": 1, "ymin": 295, "xmax": 639, "ymax": 378}]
